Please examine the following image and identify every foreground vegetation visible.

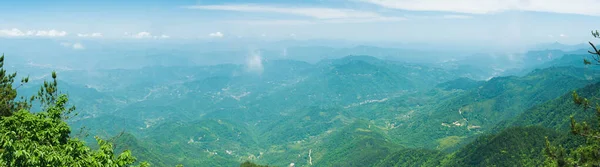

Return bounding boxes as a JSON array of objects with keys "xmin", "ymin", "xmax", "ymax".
[{"xmin": 0, "ymin": 55, "xmax": 145, "ymax": 166}]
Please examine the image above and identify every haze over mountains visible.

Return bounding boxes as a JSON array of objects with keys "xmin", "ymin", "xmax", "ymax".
[
  {"xmin": 5, "ymin": 0, "xmax": 600, "ymax": 166},
  {"xmin": 5, "ymin": 38, "xmax": 599, "ymax": 166}
]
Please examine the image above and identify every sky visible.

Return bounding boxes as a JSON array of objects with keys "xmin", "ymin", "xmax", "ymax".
[{"xmin": 1, "ymin": 0, "xmax": 599, "ymax": 48}]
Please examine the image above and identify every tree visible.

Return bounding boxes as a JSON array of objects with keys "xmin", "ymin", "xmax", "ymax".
[
  {"xmin": 0, "ymin": 55, "xmax": 30, "ymax": 117},
  {"xmin": 543, "ymin": 31, "xmax": 600, "ymax": 166},
  {"xmin": 0, "ymin": 54, "xmax": 144, "ymax": 166}
]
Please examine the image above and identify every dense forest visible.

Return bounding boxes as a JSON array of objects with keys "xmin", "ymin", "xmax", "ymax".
[
  {"xmin": 0, "ymin": 55, "xmax": 144, "ymax": 166},
  {"xmin": 2, "ymin": 43, "xmax": 600, "ymax": 166},
  {"xmin": 5, "ymin": 0, "xmax": 600, "ymax": 166},
  {"xmin": 2, "ymin": 26, "xmax": 600, "ymax": 167}
]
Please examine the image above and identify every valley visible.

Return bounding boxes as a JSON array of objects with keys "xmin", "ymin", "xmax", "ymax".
[
  {"xmin": 3, "ymin": 1, "xmax": 600, "ymax": 166},
  {"xmin": 11, "ymin": 47, "xmax": 598, "ymax": 166}
]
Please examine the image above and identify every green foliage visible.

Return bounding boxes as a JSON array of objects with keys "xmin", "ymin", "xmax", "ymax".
[
  {"xmin": 446, "ymin": 126, "xmax": 563, "ymax": 167},
  {"xmin": 240, "ymin": 161, "xmax": 270, "ymax": 167},
  {"xmin": 132, "ymin": 119, "xmax": 252, "ymax": 166},
  {"xmin": 0, "ymin": 55, "xmax": 142, "ymax": 167},
  {"xmin": 435, "ymin": 77, "xmax": 483, "ymax": 91},
  {"xmin": 15, "ymin": 51, "xmax": 600, "ymax": 166},
  {"xmin": 374, "ymin": 149, "xmax": 444, "ymax": 167},
  {"xmin": 543, "ymin": 31, "xmax": 600, "ymax": 166},
  {"xmin": 494, "ymin": 82, "xmax": 600, "ymax": 132},
  {"xmin": 314, "ymin": 120, "xmax": 402, "ymax": 167},
  {"xmin": 112, "ymin": 133, "xmax": 167, "ymax": 167},
  {"xmin": 543, "ymin": 91, "xmax": 600, "ymax": 166},
  {"xmin": 81, "ymin": 55, "xmax": 600, "ymax": 166},
  {"xmin": 392, "ymin": 66, "xmax": 599, "ymax": 149},
  {"xmin": 0, "ymin": 54, "xmax": 29, "ymax": 117}
]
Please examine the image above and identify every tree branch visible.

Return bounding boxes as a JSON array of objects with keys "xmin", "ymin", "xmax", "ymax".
[{"xmin": 576, "ymin": 132, "xmax": 600, "ymax": 139}]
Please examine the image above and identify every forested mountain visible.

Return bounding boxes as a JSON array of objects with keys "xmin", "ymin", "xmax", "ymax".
[
  {"xmin": 6, "ymin": 48, "xmax": 591, "ymax": 166},
  {"xmin": 431, "ymin": 81, "xmax": 600, "ymax": 166},
  {"xmin": 4, "ymin": 42, "xmax": 600, "ymax": 166},
  {"xmin": 4, "ymin": 0, "xmax": 600, "ymax": 166}
]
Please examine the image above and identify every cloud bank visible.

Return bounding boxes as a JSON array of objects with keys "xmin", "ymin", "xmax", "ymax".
[
  {"xmin": 209, "ymin": 32, "xmax": 224, "ymax": 38},
  {"xmin": 185, "ymin": 4, "xmax": 404, "ymax": 23},
  {"xmin": 77, "ymin": 33, "xmax": 102, "ymax": 38},
  {"xmin": 126, "ymin": 31, "xmax": 170, "ymax": 39},
  {"xmin": 0, "ymin": 28, "xmax": 67, "ymax": 37},
  {"xmin": 360, "ymin": 0, "xmax": 600, "ymax": 16}
]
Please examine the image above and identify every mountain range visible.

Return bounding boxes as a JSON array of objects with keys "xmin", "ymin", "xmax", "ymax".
[{"xmin": 8, "ymin": 46, "xmax": 597, "ymax": 166}]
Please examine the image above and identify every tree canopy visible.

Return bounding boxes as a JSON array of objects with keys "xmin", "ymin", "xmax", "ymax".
[
  {"xmin": 0, "ymin": 54, "xmax": 145, "ymax": 167},
  {"xmin": 543, "ymin": 31, "xmax": 600, "ymax": 166}
]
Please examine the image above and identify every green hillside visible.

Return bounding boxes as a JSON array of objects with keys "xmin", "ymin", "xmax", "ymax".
[
  {"xmin": 6, "ymin": 50, "xmax": 600, "ymax": 166},
  {"xmin": 4, "ymin": 2, "xmax": 600, "ymax": 166}
]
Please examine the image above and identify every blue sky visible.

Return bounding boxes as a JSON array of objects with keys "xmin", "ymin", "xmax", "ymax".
[{"xmin": 1, "ymin": 0, "xmax": 599, "ymax": 47}]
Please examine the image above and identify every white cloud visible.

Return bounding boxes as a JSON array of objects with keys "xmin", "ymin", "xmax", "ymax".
[
  {"xmin": 548, "ymin": 34, "xmax": 568, "ymax": 38},
  {"xmin": 35, "ymin": 30, "xmax": 67, "ymax": 37},
  {"xmin": 131, "ymin": 31, "xmax": 152, "ymax": 38},
  {"xmin": 402, "ymin": 14, "xmax": 473, "ymax": 20},
  {"xmin": 77, "ymin": 33, "xmax": 102, "ymax": 38},
  {"xmin": 360, "ymin": 0, "xmax": 600, "ymax": 16},
  {"xmin": 442, "ymin": 15, "xmax": 472, "ymax": 19},
  {"xmin": 184, "ymin": 4, "xmax": 404, "ymax": 23},
  {"xmin": 322, "ymin": 17, "xmax": 405, "ymax": 23},
  {"xmin": 185, "ymin": 5, "xmax": 373, "ymax": 19},
  {"xmin": 72, "ymin": 43, "xmax": 85, "ymax": 49},
  {"xmin": 246, "ymin": 50, "xmax": 264, "ymax": 74},
  {"xmin": 126, "ymin": 32, "xmax": 170, "ymax": 39},
  {"xmin": 209, "ymin": 32, "xmax": 224, "ymax": 38},
  {"xmin": 223, "ymin": 18, "xmax": 404, "ymax": 25},
  {"xmin": 0, "ymin": 28, "xmax": 27, "ymax": 36},
  {"xmin": 60, "ymin": 42, "xmax": 85, "ymax": 50},
  {"xmin": 0, "ymin": 28, "xmax": 67, "ymax": 37},
  {"xmin": 224, "ymin": 19, "xmax": 315, "ymax": 25}
]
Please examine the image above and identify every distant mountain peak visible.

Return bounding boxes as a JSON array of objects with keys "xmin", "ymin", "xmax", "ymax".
[
  {"xmin": 331, "ymin": 55, "xmax": 384, "ymax": 65},
  {"xmin": 532, "ymin": 42, "xmax": 588, "ymax": 51}
]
